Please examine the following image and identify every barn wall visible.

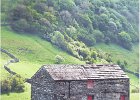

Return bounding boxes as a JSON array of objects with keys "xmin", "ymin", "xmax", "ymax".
[{"xmin": 31, "ymin": 78, "xmax": 129, "ymax": 100}]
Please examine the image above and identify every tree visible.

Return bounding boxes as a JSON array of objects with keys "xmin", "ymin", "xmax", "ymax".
[
  {"xmin": 34, "ymin": 3, "xmax": 47, "ymax": 14},
  {"xmin": 11, "ymin": 75, "xmax": 25, "ymax": 92},
  {"xmin": 59, "ymin": 0, "xmax": 76, "ymax": 11},
  {"xmin": 1, "ymin": 75, "xmax": 25, "ymax": 94},
  {"xmin": 51, "ymin": 31, "xmax": 67, "ymax": 50},
  {"xmin": 66, "ymin": 26, "xmax": 77, "ymax": 39},
  {"xmin": 93, "ymin": 30, "xmax": 104, "ymax": 42},
  {"xmin": 91, "ymin": 50, "xmax": 97, "ymax": 60},
  {"xmin": 78, "ymin": 34, "xmax": 96, "ymax": 46},
  {"xmin": 10, "ymin": 5, "xmax": 32, "ymax": 21},
  {"xmin": 78, "ymin": 48, "xmax": 90, "ymax": 59},
  {"xmin": 118, "ymin": 31, "xmax": 132, "ymax": 50},
  {"xmin": 1, "ymin": 80, "xmax": 11, "ymax": 94},
  {"xmin": 60, "ymin": 10, "xmax": 73, "ymax": 25},
  {"xmin": 108, "ymin": 20, "xmax": 117, "ymax": 34},
  {"xmin": 104, "ymin": 37, "xmax": 110, "ymax": 45},
  {"xmin": 55, "ymin": 55, "xmax": 65, "ymax": 64},
  {"xmin": 11, "ymin": 19, "xmax": 30, "ymax": 32}
]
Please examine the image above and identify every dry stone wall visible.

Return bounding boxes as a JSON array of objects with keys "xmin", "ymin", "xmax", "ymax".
[{"xmin": 31, "ymin": 73, "xmax": 129, "ymax": 100}]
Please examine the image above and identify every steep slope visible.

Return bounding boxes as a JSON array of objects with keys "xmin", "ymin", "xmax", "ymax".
[
  {"xmin": 0, "ymin": 26, "xmax": 85, "ymax": 100},
  {"xmin": 1, "ymin": 26, "xmax": 84, "ymax": 78}
]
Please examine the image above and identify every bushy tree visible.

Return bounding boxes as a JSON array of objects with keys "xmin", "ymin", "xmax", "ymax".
[
  {"xmin": 60, "ymin": 10, "xmax": 73, "ymax": 25},
  {"xmin": 1, "ymin": 80, "xmax": 11, "ymax": 94},
  {"xmin": 11, "ymin": 19, "xmax": 30, "ymax": 32},
  {"xmin": 55, "ymin": 55, "xmax": 65, "ymax": 64},
  {"xmin": 78, "ymin": 48, "xmax": 90, "ymax": 59},
  {"xmin": 77, "ymin": 14, "xmax": 92, "ymax": 29},
  {"xmin": 51, "ymin": 31, "xmax": 67, "ymax": 50},
  {"xmin": 118, "ymin": 31, "xmax": 132, "ymax": 50},
  {"xmin": 1, "ymin": 75, "xmax": 25, "ymax": 94},
  {"xmin": 108, "ymin": 20, "xmax": 117, "ymax": 33},
  {"xmin": 66, "ymin": 26, "xmax": 77, "ymax": 39},
  {"xmin": 11, "ymin": 75, "xmax": 25, "ymax": 92},
  {"xmin": 104, "ymin": 37, "xmax": 110, "ymax": 45},
  {"xmin": 59, "ymin": 0, "xmax": 76, "ymax": 11},
  {"xmin": 10, "ymin": 5, "xmax": 32, "ymax": 21},
  {"xmin": 91, "ymin": 50, "xmax": 97, "ymax": 60},
  {"xmin": 93, "ymin": 30, "xmax": 104, "ymax": 42},
  {"xmin": 78, "ymin": 34, "xmax": 96, "ymax": 46},
  {"xmin": 34, "ymin": 3, "xmax": 47, "ymax": 14}
]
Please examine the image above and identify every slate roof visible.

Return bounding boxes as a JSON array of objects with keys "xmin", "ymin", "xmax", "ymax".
[{"xmin": 40, "ymin": 64, "xmax": 129, "ymax": 80}]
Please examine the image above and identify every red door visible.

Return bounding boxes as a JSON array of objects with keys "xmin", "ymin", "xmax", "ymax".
[
  {"xmin": 87, "ymin": 96, "xmax": 92, "ymax": 100},
  {"xmin": 120, "ymin": 95, "xmax": 125, "ymax": 100}
]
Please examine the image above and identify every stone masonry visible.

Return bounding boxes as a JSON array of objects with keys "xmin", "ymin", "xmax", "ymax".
[{"xmin": 30, "ymin": 64, "xmax": 129, "ymax": 100}]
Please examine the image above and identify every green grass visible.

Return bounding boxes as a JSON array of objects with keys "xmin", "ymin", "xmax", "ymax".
[
  {"xmin": 1, "ymin": 83, "xmax": 31, "ymax": 100},
  {"xmin": 0, "ymin": 27, "xmax": 139, "ymax": 100},
  {"xmin": 130, "ymin": 93, "xmax": 140, "ymax": 100},
  {"xmin": 0, "ymin": 26, "xmax": 84, "ymax": 100},
  {"xmin": 1, "ymin": 27, "xmax": 84, "ymax": 65},
  {"xmin": 94, "ymin": 43, "xmax": 139, "ymax": 73},
  {"xmin": 94, "ymin": 43, "xmax": 139, "ymax": 100}
]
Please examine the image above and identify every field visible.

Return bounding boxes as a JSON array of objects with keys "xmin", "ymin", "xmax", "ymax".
[{"xmin": 0, "ymin": 27, "xmax": 139, "ymax": 100}]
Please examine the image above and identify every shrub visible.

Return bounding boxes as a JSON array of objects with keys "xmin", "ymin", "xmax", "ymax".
[
  {"xmin": 10, "ymin": 75, "xmax": 25, "ymax": 92},
  {"xmin": 1, "ymin": 75, "xmax": 25, "ymax": 94},
  {"xmin": 59, "ymin": 0, "xmax": 76, "ymax": 11},
  {"xmin": 118, "ymin": 31, "xmax": 132, "ymax": 50},
  {"xmin": 66, "ymin": 26, "xmax": 77, "ymax": 39},
  {"xmin": 78, "ymin": 34, "xmax": 96, "ymax": 46},
  {"xmin": 104, "ymin": 37, "xmax": 110, "ymax": 45},
  {"xmin": 11, "ymin": 19, "xmax": 30, "ymax": 32},
  {"xmin": 60, "ymin": 10, "xmax": 73, "ymax": 26},
  {"xmin": 117, "ymin": 60, "xmax": 121, "ymax": 65},
  {"xmin": 1, "ymin": 80, "xmax": 11, "ymax": 94},
  {"xmin": 10, "ymin": 5, "xmax": 32, "ymax": 21},
  {"xmin": 93, "ymin": 30, "xmax": 104, "ymax": 42},
  {"xmin": 91, "ymin": 50, "xmax": 97, "ymax": 60},
  {"xmin": 51, "ymin": 31, "xmax": 67, "ymax": 50},
  {"xmin": 55, "ymin": 55, "xmax": 65, "ymax": 64},
  {"xmin": 34, "ymin": 3, "xmax": 47, "ymax": 14},
  {"xmin": 78, "ymin": 48, "xmax": 90, "ymax": 59},
  {"xmin": 131, "ymin": 88, "xmax": 139, "ymax": 93}
]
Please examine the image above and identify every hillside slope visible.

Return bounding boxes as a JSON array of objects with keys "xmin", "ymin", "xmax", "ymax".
[
  {"xmin": 1, "ymin": 27, "xmax": 139, "ymax": 100},
  {"xmin": 1, "ymin": 26, "xmax": 84, "ymax": 78},
  {"xmin": 94, "ymin": 43, "xmax": 139, "ymax": 73},
  {"xmin": 1, "ymin": 0, "xmax": 139, "ymax": 65},
  {"xmin": 94, "ymin": 43, "xmax": 139, "ymax": 100},
  {"xmin": 1, "ymin": 0, "xmax": 139, "ymax": 99},
  {"xmin": 0, "ymin": 26, "xmax": 85, "ymax": 100}
]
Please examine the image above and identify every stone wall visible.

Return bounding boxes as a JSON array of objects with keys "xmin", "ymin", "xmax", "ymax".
[{"xmin": 31, "ymin": 76, "xmax": 129, "ymax": 100}]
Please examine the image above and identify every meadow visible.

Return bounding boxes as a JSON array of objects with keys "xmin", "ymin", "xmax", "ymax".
[{"xmin": 0, "ymin": 27, "xmax": 139, "ymax": 100}]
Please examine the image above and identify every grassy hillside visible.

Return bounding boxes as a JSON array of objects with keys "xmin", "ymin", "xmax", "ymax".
[
  {"xmin": 94, "ymin": 43, "xmax": 139, "ymax": 73},
  {"xmin": 0, "ymin": 26, "xmax": 84, "ymax": 100},
  {"xmin": 1, "ymin": 0, "xmax": 139, "ymax": 99},
  {"xmin": 94, "ymin": 43, "xmax": 139, "ymax": 100},
  {"xmin": 1, "ymin": 27, "xmax": 139, "ymax": 100},
  {"xmin": 1, "ymin": 26, "xmax": 85, "ymax": 78}
]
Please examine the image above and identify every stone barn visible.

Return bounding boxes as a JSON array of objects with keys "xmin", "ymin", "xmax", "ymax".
[{"xmin": 29, "ymin": 64, "xmax": 129, "ymax": 100}]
